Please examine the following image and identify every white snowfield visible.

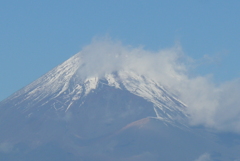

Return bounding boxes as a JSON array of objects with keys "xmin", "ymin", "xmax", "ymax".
[{"xmin": 5, "ymin": 53, "xmax": 188, "ymax": 124}]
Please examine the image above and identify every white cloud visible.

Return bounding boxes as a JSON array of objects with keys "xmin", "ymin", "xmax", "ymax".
[
  {"xmin": 194, "ymin": 153, "xmax": 212, "ymax": 161},
  {"xmin": 77, "ymin": 37, "xmax": 240, "ymax": 133}
]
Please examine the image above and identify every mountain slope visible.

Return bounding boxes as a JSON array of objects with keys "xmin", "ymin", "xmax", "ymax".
[{"xmin": 1, "ymin": 53, "xmax": 240, "ymax": 160}]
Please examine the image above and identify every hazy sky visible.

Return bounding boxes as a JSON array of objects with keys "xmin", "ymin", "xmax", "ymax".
[{"xmin": 1, "ymin": 0, "xmax": 240, "ymax": 101}]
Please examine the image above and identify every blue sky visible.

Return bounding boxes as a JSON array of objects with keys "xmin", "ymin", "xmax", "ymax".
[{"xmin": 1, "ymin": 0, "xmax": 240, "ymax": 101}]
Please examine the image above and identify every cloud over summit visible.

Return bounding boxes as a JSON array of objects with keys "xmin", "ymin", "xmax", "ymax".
[{"xmin": 77, "ymin": 38, "xmax": 240, "ymax": 134}]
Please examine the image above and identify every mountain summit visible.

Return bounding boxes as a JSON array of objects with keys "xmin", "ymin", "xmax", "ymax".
[{"xmin": 0, "ymin": 53, "xmax": 240, "ymax": 161}]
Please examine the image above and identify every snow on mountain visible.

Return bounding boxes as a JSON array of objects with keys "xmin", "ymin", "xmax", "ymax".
[
  {"xmin": 1, "ymin": 52, "xmax": 240, "ymax": 161},
  {"xmin": 1, "ymin": 52, "xmax": 188, "ymax": 125}
]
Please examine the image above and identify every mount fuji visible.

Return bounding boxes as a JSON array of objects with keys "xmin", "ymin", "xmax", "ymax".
[{"xmin": 1, "ymin": 52, "xmax": 240, "ymax": 161}]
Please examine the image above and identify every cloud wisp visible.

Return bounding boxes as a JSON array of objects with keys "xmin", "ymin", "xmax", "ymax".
[
  {"xmin": 77, "ymin": 38, "xmax": 240, "ymax": 133},
  {"xmin": 194, "ymin": 153, "xmax": 212, "ymax": 161}
]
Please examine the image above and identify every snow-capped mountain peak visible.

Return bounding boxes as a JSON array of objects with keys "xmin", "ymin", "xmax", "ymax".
[
  {"xmin": 1, "ymin": 53, "xmax": 188, "ymax": 125},
  {"xmin": 1, "ymin": 52, "xmax": 239, "ymax": 161}
]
